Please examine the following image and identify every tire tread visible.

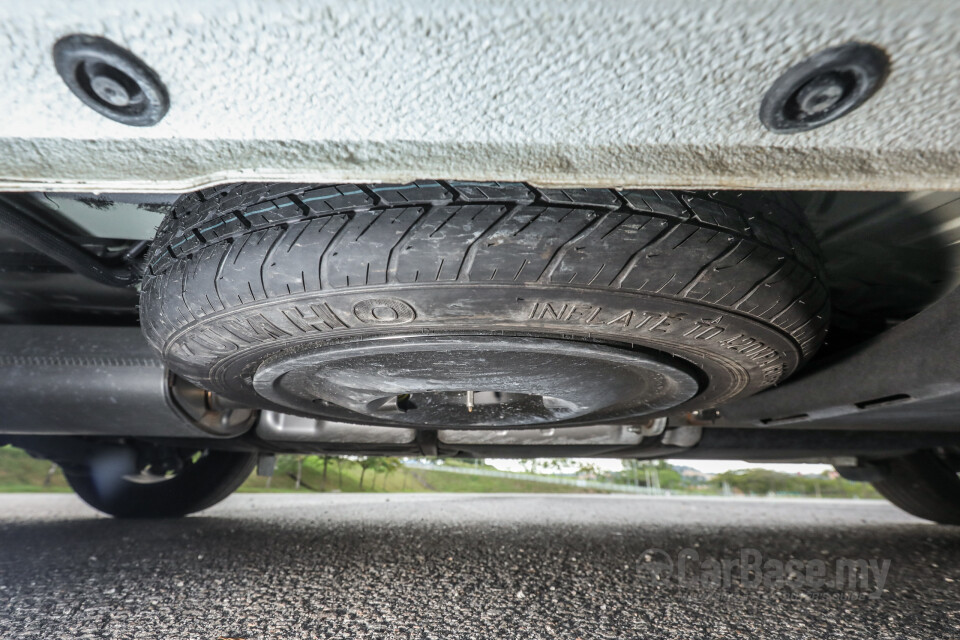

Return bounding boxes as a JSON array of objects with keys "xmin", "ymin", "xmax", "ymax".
[{"xmin": 142, "ymin": 182, "xmax": 828, "ymax": 359}]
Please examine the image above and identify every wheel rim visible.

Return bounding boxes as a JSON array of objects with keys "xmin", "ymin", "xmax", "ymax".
[{"xmin": 253, "ymin": 335, "xmax": 701, "ymax": 429}]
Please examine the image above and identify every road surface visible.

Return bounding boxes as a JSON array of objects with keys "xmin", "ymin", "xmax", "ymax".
[{"xmin": 0, "ymin": 493, "xmax": 958, "ymax": 639}]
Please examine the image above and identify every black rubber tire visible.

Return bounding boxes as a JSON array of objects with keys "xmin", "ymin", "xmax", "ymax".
[
  {"xmin": 140, "ymin": 182, "xmax": 828, "ymax": 418},
  {"xmin": 65, "ymin": 449, "xmax": 256, "ymax": 518},
  {"xmin": 869, "ymin": 451, "xmax": 960, "ymax": 525}
]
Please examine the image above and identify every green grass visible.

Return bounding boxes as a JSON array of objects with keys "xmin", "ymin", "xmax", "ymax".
[
  {"xmin": 0, "ymin": 446, "xmax": 70, "ymax": 490},
  {"xmin": 237, "ymin": 457, "xmax": 598, "ymax": 494},
  {"xmin": 0, "ymin": 484, "xmax": 73, "ymax": 493},
  {"xmin": 409, "ymin": 468, "xmax": 601, "ymax": 493},
  {"xmin": 240, "ymin": 457, "xmax": 388, "ymax": 492}
]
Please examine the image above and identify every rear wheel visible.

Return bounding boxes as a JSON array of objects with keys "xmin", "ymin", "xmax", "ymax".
[
  {"xmin": 867, "ymin": 450, "xmax": 960, "ymax": 524},
  {"xmin": 64, "ymin": 444, "xmax": 256, "ymax": 518},
  {"xmin": 141, "ymin": 182, "xmax": 828, "ymax": 429}
]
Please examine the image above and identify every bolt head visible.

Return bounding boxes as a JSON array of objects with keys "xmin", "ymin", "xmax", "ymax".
[
  {"xmin": 90, "ymin": 74, "xmax": 131, "ymax": 107},
  {"xmin": 795, "ymin": 72, "xmax": 849, "ymax": 116}
]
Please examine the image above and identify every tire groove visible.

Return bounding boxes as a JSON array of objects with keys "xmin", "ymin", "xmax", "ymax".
[
  {"xmin": 611, "ymin": 223, "xmax": 682, "ymax": 288},
  {"xmin": 261, "ymin": 226, "xmax": 289, "ymax": 297},
  {"xmin": 318, "ymin": 215, "xmax": 352, "ymax": 291},
  {"xmin": 387, "ymin": 206, "xmax": 432, "ymax": 284},
  {"xmin": 456, "ymin": 204, "xmax": 520, "ymax": 281},
  {"xmin": 536, "ymin": 211, "xmax": 608, "ymax": 283},
  {"xmin": 678, "ymin": 239, "xmax": 744, "ymax": 297},
  {"xmin": 732, "ymin": 264, "xmax": 786, "ymax": 310}
]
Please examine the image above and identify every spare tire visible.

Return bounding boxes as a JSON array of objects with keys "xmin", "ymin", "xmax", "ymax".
[{"xmin": 140, "ymin": 182, "xmax": 828, "ymax": 429}]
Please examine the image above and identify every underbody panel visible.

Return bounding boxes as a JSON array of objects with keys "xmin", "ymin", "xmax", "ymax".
[
  {"xmin": 1, "ymin": 0, "xmax": 959, "ymax": 192},
  {"xmin": 2, "ymin": 2, "xmax": 960, "ymax": 476}
]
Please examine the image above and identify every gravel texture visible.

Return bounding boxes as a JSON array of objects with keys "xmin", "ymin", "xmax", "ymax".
[{"xmin": 0, "ymin": 493, "xmax": 958, "ymax": 639}]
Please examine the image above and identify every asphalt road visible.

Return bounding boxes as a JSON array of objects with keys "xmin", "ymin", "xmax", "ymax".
[{"xmin": 0, "ymin": 493, "xmax": 958, "ymax": 639}]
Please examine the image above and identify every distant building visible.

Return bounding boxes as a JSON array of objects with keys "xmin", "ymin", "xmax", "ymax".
[{"xmin": 680, "ymin": 469, "xmax": 714, "ymax": 482}]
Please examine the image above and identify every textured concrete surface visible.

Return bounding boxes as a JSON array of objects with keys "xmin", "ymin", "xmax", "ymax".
[
  {"xmin": 1, "ymin": 493, "xmax": 958, "ymax": 638},
  {"xmin": 1, "ymin": 0, "xmax": 959, "ymax": 192}
]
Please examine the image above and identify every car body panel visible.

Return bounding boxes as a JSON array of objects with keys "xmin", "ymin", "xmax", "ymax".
[{"xmin": 1, "ymin": 0, "xmax": 959, "ymax": 193}]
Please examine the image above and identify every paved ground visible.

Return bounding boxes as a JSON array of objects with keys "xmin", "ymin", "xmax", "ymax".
[{"xmin": 0, "ymin": 493, "xmax": 958, "ymax": 639}]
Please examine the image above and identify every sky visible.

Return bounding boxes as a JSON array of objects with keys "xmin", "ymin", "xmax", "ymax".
[{"xmin": 486, "ymin": 458, "xmax": 833, "ymax": 476}]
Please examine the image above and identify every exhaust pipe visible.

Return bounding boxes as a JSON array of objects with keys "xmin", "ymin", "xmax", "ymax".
[{"xmin": 0, "ymin": 326, "xmax": 253, "ymax": 438}]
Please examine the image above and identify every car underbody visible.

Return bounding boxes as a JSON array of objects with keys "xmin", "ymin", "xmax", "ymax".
[{"xmin": 2, "ymin": 0, "xmax": 960, "ymax": 521}]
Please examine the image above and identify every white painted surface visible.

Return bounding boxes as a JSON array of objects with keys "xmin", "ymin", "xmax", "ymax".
[{"xmin": 1, "ymin": 0, "xmax": 958, "ymax": 192}]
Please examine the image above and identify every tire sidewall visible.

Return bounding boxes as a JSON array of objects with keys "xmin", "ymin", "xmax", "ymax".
[{"xmin": 159, "ymin": 284, "xmax": 800, "ymax": 422}]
